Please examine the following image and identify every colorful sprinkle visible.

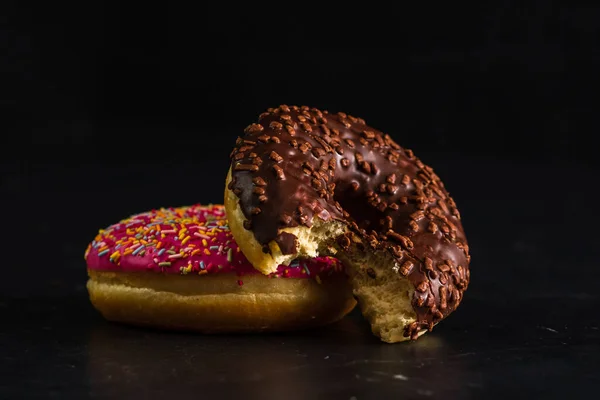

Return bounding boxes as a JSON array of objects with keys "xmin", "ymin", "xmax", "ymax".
[
  {"xmin": 85, "ymin": 204, "xmax": 343, "ymax": 279},
  {"xmin": 132, "ymin": 245, "xmax": 145, "ymax": 256}
]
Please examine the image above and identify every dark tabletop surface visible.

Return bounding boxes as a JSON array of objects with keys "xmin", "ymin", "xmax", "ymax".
[{"xmin": 1, "ymin": 154, "xmax": 599, "ymax": 399}]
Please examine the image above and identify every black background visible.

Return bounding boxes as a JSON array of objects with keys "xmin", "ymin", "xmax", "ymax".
[{"xmin": 2, "ymin": 3, "xmax": 599, "ymax": 399}]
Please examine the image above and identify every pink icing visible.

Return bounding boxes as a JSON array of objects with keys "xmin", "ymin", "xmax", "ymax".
[{"xmin": 85, "ymin": 204, "xmax": 344, "ymax": 279}]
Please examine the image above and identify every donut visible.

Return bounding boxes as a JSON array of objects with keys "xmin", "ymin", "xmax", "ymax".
[
  {"xmin": 225, "ymin": 105, "xmax": 471, "ymax": 342},
  {"xmin": 85, "ymin": 204, "xmax": 356, "ymax": 332}
]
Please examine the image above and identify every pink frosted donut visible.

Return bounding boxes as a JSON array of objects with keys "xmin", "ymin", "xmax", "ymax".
[{"xmin": 85, "ymin": 204, "xmax": 356, "ymax": 332}]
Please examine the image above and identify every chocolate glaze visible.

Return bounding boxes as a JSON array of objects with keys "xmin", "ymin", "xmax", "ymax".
[
  {"xmin": 228, "ymin": 105, "xmax": 471, "ymax": 339},
  {"xmin": 275, "ymin": 232, "xmax": 299, "ymax": 255}
]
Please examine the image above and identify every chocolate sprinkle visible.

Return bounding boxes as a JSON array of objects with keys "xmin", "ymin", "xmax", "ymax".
[
  {"xmin": 280, "ymin": 213, "xmax": 292, "ymax": 225},
  {"xmin": 253, "ymin": 177, "xmax": 267, "ymax": 186},
  {"xmin": 272, "ymin": 165, "xmax": 285, "ymax": 180},
  {"xmin": 269, "ymin": 151, "xmax": 283, "ymax": 162},
  {"xmin": 229, "ymin": 106, "xmax": 470, "ymax": 340},
  {"xmin": 244, "ymin": 123, "xmax": 264, "ymax": 134},
  {"xmin": 234, "ymin": 163, "xmax": 259, "ymax": 172},
  {"xmin": 269, "ymin": 121, "xmax": 283, "ymax": 130},
  {"xmin": 251, "ymin": 207, "xmax": 261, "ymax": 215},
  {"xmin": 399, "ymin": 260, "xmax": 414, "ymax": 276}
]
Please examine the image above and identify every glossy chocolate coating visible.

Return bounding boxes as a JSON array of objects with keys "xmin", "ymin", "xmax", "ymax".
[{"xmin": 228, "ymin": 105, "xmax": 470, "ymax": 339}]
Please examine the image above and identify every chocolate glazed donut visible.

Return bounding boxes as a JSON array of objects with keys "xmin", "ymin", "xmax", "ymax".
[{"xmin": 225, "ymin": 105, "xmax": 471, "ymax": 342}]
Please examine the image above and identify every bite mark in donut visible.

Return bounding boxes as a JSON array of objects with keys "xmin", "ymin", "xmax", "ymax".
[{"xmin": 225, "ymin": 105, "xmax": 471, "ymax": 342}]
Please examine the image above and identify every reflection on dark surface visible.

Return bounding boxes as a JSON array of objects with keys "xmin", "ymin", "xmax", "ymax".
[
  {"xmin": 85, "ymin": 309, "xmax": 464, "ymax": 399},
  {"xmin": 0, "ymin": 288, "xmax": 598, "ymax": 399}
]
